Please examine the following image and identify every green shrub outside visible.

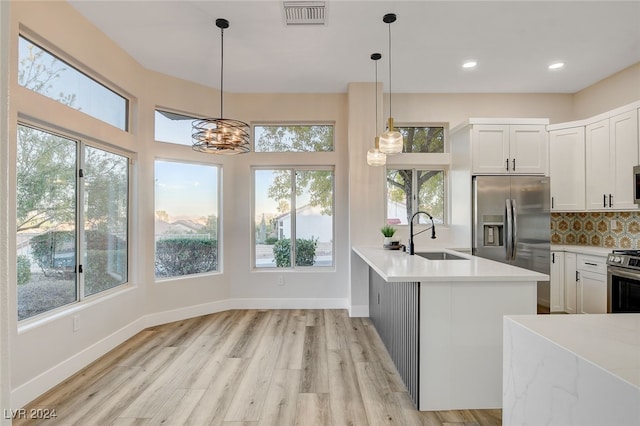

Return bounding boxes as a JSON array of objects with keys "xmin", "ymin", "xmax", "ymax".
[
  {"xmin": 273, "ymin": 237, "xmax": 318, "ymax": 267},
  {"xmin": 155, "ymin": 238, "xmax": 217, "ymax": 278},
  {"xmin": 17, "ymin": 254, "xmax": 31, "ymax": 285},
  {"xmin": 85, "ymin": 249, "xmax": 126, "ymax": 295},
  {"xmin": 264, "ymin": 236, "xmax": 279, "ymax": 245}
]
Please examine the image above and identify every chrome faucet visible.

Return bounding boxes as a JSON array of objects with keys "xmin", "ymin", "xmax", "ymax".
[{"xmin": 408, "ymin": 211, "xmax": 436, "ymax": 255}]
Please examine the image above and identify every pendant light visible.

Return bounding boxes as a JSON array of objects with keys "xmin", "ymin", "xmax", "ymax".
[
  {"xmin": 367, "ymin": 53, "xmax": 386, "ymax": 166},
  {"xmin": 378, "ymin": 13, "xmax": 403, "ymax": 154},
  {"xmin": 192, "ymin": 18, "xmax": 250, "ymax": 155}
]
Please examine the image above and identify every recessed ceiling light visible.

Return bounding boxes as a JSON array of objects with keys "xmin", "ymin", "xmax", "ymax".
[
  {"xmin": 462, "ymin": 60, "xmax": 477, "ymax": 69},
  {"xmin": 548, "ymin": 62, "xmax": 564, "ymax": 70}
]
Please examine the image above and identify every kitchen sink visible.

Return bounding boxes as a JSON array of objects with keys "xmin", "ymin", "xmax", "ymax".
[{"xmin": 415, "ymin": 251, "xmax": 468, "ymax": 260}]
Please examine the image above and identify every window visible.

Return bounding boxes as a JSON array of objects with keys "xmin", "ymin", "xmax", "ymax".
[
  {"xmin": 154, "ymin": 160, "xmax": 219, "ymax": 278},
  {"xmin": 154, "ymin": 109, "xmax": 197, "ymax": 146},
  {"xmin": 18, "ymin": 36, "xmax": 128, "ymax": 130},
  {"xmin": 397, "ymin": 126, "xmax": 445, "ymax": 153},
  {"xmin": 386, "ymin": 169, "xmax": 445, "ymax": 225},
  {"xmin": 254, "ymin": 125, "xmax": 334, "ymax": 152},
  {"xmin": 16, "ymin": 124, "xmax": 129, "ymax": 321},
  {"xmin": 254, "ymin": 167, "xmax": 334, "ymax": 268}
]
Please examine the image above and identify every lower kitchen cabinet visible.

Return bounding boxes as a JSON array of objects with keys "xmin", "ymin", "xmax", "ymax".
[
  {"xmin": 577, "ymin": 254, "xmax": 608, "ymax": 314},
  {"xmin": 564, "ymin": 252, "xmax": 578, "ymax": 314},
  {"xmin": 557, "ymin": 250, "xmax": 607, "ymax": 314},
  {"xmin": 550, "ymin": 251, "xmax": 565, "ymax": 312}
]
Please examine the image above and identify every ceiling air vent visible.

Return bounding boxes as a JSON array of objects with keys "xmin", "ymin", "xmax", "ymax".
[{"xmin": 283, "ymin": 1, "xmax": 326, "ymax": 26}]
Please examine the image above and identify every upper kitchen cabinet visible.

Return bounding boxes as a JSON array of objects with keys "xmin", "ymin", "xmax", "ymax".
[
  {"xmin": 585, "ymin": 110, "xmax": 639, "ymax": 210},
  {"xmin": 548, "ymin": 126, "xmax": 586, "ymax": 211},
  {"xmin": 451, "ymin": 119, "xmax": 549, "ymax": 175}
]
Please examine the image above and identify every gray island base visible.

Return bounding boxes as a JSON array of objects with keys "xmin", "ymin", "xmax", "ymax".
[{"xmin": 353, "ymin": 246, "xmax": 548, "ymax": 411}]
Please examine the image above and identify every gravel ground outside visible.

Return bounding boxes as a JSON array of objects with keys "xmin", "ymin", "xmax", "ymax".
[{"xmin": 17, "ymin": 273, "xmax": 76, "ymax": 321}]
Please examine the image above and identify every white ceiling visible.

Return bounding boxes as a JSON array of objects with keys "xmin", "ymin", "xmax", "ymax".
[{"xmin": 68, "ymin": 0, "xmax": 640, "ymax": 94}]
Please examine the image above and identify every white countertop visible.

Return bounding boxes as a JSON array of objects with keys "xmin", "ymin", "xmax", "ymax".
[
  {"xmin": 551, "ymin": 245, "xmax": 612, "ymax": 257},
  {"xmin": 506, "ymin": 314, "xmax": 640, "ymax": 388},
  {"xmin": 353, "ymin": 246, "xmax": 549, "ymax": 282}
]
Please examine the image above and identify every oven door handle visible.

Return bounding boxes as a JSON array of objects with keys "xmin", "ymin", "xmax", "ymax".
[{"xmin": 607, "ymin": 265, "xmax": 640, "ymax": 281}]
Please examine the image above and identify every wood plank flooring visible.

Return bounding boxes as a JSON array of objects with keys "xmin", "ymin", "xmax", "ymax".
[{"xmin": 16, "ymin": 309, "xmax": 501, "ymax": 425}]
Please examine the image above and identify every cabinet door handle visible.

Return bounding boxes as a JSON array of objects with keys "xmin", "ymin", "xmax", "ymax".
[
  {"xmin": 603, "ymin": 194, "xmax": 607, "ymax": 208},
  {"xmin": 609, "ymin": 194, "xmax": 613, "ymax": 208},
  {"xmin": 585, "ymin": 262, "xmax": 598, "ymax": 266},
  {"xmin": 512, "ymin": 158, "xmax": 516, "ymax": 171},
  {"xmin": 552, "ymin": 253, "xmax": 555, "ymax": 263},
  {"xmin": 551, "ymin": 196, "xmax": 554, "ymax": 209},
  {"xmin": 576, "ymin": 271, "xmax": 580, "ymax": 281},
  {"xmin": 505, "ymin": 158, "xmax": 509, "ymax": 171}
]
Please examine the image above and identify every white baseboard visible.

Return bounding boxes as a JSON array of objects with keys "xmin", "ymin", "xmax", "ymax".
[
  {"xmin": 144, "ymin": 299, "xmax": 235, "ymax": 328},
  {"xmin": 227, "ymin": 298, "xmax": 348, "ymax": 310},
  {"xmin": 11, "ymin": 317, "xmax": 146, "ymax": 410},
  {"xmin": 349, "ymin": 304, "xmax": 369, "ymax": 317},
  {"xmin": 11, "ymin": 297, "xmax": 350, "ymax": 409}
]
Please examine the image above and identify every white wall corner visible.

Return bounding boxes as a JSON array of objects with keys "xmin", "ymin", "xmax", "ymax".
[{"xmin": 349, "ymin": 304, "xmax": 369, "ymax": 317}]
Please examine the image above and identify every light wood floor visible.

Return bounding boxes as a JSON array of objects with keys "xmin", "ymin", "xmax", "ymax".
[{"xmin": 17, "ymin": 309, "xmax": 501, "ymax": 425}]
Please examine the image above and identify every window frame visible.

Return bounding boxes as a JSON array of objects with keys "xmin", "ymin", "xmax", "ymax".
[
  {"xmin": 16, "ymin": 121, "xmax": 132, "ymax": 322},
  {"xmin": 17, "ymin": 34, "xmax": 130, "ymax": 132},
  {"xmin": 153, "ymin": 158, "xmax": 222, "ymax": 281},
  {"xmin": 251, "ymin": 165, "xmax": 335, "ymax": 270}
]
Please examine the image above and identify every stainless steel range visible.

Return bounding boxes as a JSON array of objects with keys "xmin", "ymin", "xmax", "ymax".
[{"xmin": 606, "ymin": 250, "xmax": 640, "ymax": 313}]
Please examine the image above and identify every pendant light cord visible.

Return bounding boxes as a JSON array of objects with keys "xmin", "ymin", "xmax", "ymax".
[
  {"xmin": 375, "ymin": 58, "xmax": 378, "ymax": 134},
  {"xmin": 220, "ymin": 25, "xmax": 224, "ymax": 118},
  {"xmin": 388, "ymin": 22, "xmax": 392, "ymax": 120}
]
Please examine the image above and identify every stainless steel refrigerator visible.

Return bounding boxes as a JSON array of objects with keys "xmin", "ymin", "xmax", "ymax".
[{"xmin": 472, "ymin": 175, "xmax": 550, "ymax": 275}]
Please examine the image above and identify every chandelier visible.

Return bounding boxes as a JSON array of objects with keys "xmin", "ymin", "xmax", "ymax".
[{"xmin": 192, "ymin": 18, "xmax": 250, "ymax": 155}]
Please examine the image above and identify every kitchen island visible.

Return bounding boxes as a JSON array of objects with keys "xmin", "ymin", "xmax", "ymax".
[{"xmin": 352, "ymin": 246, "xmax": 548, "ymax": 411}]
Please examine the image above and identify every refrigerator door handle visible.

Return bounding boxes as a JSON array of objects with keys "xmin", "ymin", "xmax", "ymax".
[
  {"xmin": 505, "ymin": 199, "xmax": 513, "ymax": 261},
  {"xmin": 511, "ymin": 199, "xmax": 518, "ymax": 260}
]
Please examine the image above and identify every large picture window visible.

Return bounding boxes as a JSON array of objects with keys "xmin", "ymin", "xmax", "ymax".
[
  {"xmin": 16, "ymin": 124, "xmax": 129, "ymax": 321},
  {"xmin": 154, "ymin": 160, "xmax": 220, "ymax": 278},
  {"xmin": 386, "ymin": 169, "xmax": 445, "ymax": 225},
  {"xmin": 254, "ymin": 167, "xmax": 334, "ymax": 268},
  {"xmin": 18, "ymin": 36, "xmax": 128, "ymax": 131}
]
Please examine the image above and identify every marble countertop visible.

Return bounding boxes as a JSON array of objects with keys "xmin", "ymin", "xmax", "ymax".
[
  {"xmin": 551, "ymin": 245, "xmax": 613, "ymax": 257},
  {"xmin": 353, "ymin": 246, "xmax": 549, "ymax": 283},
  {"xmin": 506, "ymin": 314, "xmax": 640, "ymax": 388}
]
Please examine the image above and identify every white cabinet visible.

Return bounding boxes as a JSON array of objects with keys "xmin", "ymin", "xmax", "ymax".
[
  {"xmin": 585, "ymin": 110, "xmax": 639, "ymax": 210},
  {"xmin": 564, "ymin": 252, "xmax": 578, "ymax": 314},
  {"xmin": 549, "ymin": 127, "xmax": 586, "ymax": 211},
  {"xmin": 471, "ymin": 124, "xmax": 548, "ymax": 175},
  {"xmin": 576, "ymin": 254, "xmax": 607, "ymax": 314},
  {"xmin": 550, "ymin": 251, "xmax": 565, "ymax": 312}
]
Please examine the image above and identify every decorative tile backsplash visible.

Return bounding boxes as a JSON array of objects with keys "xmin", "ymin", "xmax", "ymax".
[{"xmin": 551, "ymin": 212, "xmax": 640, "ymax": 249}]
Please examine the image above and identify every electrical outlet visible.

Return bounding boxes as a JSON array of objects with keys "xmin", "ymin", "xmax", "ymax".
[
  {"xmin": 73, "ymin": 315, "xmax": 80, "ymax": 332},
  {"xmin": 277, "ymin": 275, "xmax": 285, "ymax": 286},
  {"xmin": 611, "ymin": 219, "xmax": 618, "ymax": 230}
]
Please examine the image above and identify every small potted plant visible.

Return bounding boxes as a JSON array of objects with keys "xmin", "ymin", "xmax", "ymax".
[{"xmin": 381, "ymin": 225, "xmax": 396, "ymax": 246}]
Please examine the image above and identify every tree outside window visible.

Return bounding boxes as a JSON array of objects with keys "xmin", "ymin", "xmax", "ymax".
[
  {"xmin": 387, "ymin": 169, "xmax": 444, "ymax": 225},
  {"xmin": 398, "ymin": 126, "xmax": 444, "ymax": 153}
]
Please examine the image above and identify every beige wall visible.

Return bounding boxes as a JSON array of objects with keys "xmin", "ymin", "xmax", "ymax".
[
  {"xmin": 573, "ymin": 62, "xmax": 640, "ymax": 120},
  {"xmin": 3, "ymin": 0, "xmax": 639, "ymax": 410}
]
